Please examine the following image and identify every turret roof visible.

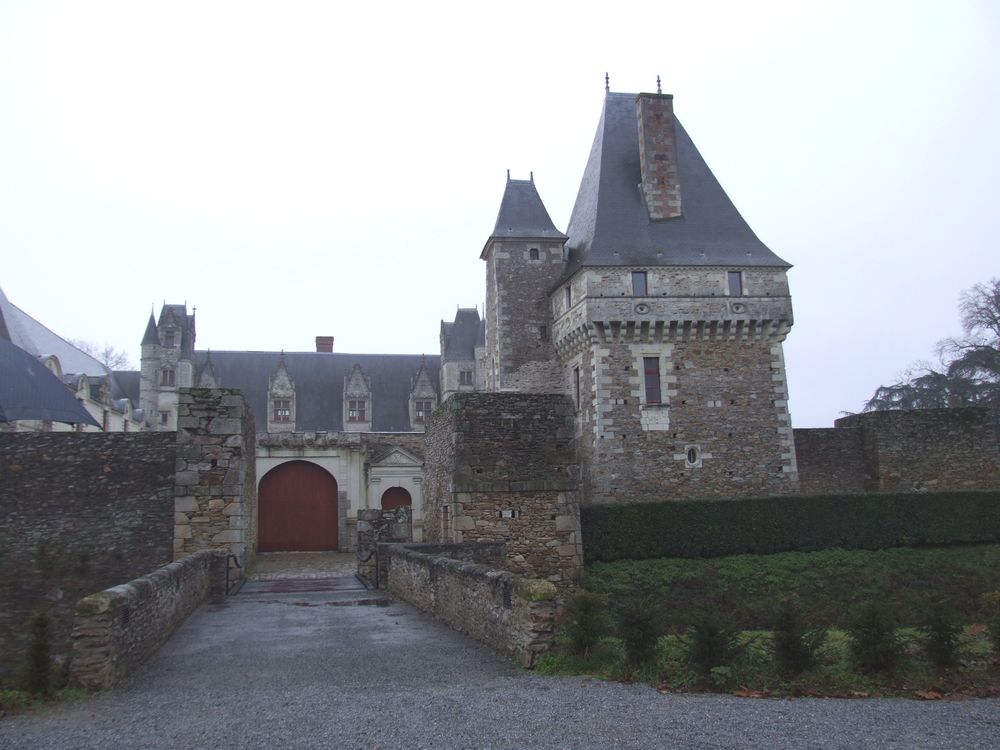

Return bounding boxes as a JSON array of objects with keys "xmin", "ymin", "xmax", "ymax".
[
  {"xmin": 483, "ymin": 176, "xmax": 567, "ymax": 256},
  {"xmin": 564, "ymin": 92, "xmax": 790, "ymax": 273},
  {"xmin": 141, "ymin": 312, "xmax": 158, "ymax": 345}
]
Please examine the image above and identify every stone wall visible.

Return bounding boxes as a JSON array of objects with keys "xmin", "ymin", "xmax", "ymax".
[
  {"xmin": 793, "ymin": 427, "xmax": 866, "ymax": 495},
  {"xmin": 0, "ymin": 432, "xmax": 176, "ymax": 688},
  {"xmin": 356, "ymin": 507, "xmax": 413, "ymax": 587},
  {"xmin": 835, "ymin": 408, "xmax": 1000, "ymax": 492},
  {"xmin": 381, "ymin": 543, "xmax": 557, "ymax": 667},
  {"xmin": 422, "ymin": 392, "xmax": 583, "ymax": 588},
  {"xmin": 71, "ymin": 549, "xmax": 226, "ymax": 690},
  {"xmin": 174, "ymin": 388, "xmax": 258, "ymax": 566}
]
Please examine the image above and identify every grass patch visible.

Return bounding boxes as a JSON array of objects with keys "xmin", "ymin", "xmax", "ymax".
[{"xmin": 0, "ymin": 687, "xmax": 89, "ymax": 717}]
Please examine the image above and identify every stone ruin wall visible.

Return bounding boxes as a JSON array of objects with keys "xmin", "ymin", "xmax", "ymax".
[
  {"xmin": 422, "ymin": 392, "xmax": 583, "ymax": 589},
  {"xmin": 0, "ymin": 431, "xmax": 177, "ymax": 688},
  {"xmin": 174, "ymin": 388, "xmax": 258, "ymax": 566}
]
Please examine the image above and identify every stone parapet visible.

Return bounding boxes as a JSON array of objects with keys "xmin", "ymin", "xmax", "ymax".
[
  {"xmin": 380, "ymin": 543, "xmax": 557, "ymax": 668},
  {"xmin": 70, "ymin": 549, "xmax": 226, "ymax": 691}
]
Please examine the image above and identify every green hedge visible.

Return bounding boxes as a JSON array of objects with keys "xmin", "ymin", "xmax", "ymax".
[{"xmin": 580, "ymin": 491, "xmax": 1000, "ymax": 562}]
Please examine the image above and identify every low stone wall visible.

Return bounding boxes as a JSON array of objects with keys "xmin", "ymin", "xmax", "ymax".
[
  {"xmin": 793, "ymin": 427, "xmax": 866, "ymax": 495},
  {"xmin": 381, "ymin": 543, "xmax": 557, "ymax": 667},
  {"xmin": 70, "ymin": 549, "xmax": 226, "ymax": 691}
]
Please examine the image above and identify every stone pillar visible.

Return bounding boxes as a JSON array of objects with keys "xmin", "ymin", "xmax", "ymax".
[{"xmin": 173, "ymin": 389, "xmax": 258, "ymax": 569}]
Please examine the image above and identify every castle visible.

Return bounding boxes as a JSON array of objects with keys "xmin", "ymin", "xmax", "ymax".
[{"xmin": 132, "ymin": 86, "xmax": 799, "ymax": 551}]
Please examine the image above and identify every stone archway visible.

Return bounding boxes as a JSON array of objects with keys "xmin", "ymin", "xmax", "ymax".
[
  {"xmin": 380, "ymin": 486, "xmax": 412, "ymax": 511},
  {"xmin": 259, "ymin": 460, "xmax": 339, "ymax": 551}
]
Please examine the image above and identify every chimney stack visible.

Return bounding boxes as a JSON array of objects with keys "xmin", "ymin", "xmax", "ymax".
[
  {"xmin": 636, "ymin": 92, "xmax": 682, "ymax": 220},
  {"xmin": 315, "ymin": 336, "xmax": 334, "ymax": 353}
]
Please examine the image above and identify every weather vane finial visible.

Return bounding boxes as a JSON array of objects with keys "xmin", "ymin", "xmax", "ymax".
[
  {"xmin": 656, "ymin": 75, "xmax": 661, "ymax": 94},
  {"xmin": 605, "ymin": 72, "xmax": 610, "ymax": 92}
]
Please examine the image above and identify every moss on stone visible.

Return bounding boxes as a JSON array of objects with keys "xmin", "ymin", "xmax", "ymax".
[{"xmin": 513, "ymin": 576, "xmax": 557, "ymax": 602}]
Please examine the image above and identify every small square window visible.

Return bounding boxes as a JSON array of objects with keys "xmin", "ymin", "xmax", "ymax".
[
  {"xmin": 415, "ymin": 399, "xmax": 434, "ymax": 423},
  {"xmin": 728, "ymin": 271, "xmax": 743, "ymax": 296},
  {"xmin": 632, "ymin": 271, "xmax": 648, "ymax": 296},
  {"xmin": 273, "ymin": 398, "xmax": 291, "ymax": 422},
  {"xmin": 348, "ymin": 399, "xmax": 367, "ymax": 422}
]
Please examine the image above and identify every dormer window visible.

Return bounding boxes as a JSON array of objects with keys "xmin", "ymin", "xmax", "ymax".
[
  {"xmin": 728, "ymin": 271, "xmax": 743, "ymax": 296},
  {"xmin": 273, "ymin": 398, "xmax": 291, "ymax": 422},
  {"xmin": 163, "ymin": 331, "xmax": 176, "ymax": 348},
  {"xmin": 459, "ymin": 370, "xmax": 474, "ymax": 386},
  {"xmin": 348, "ymin": 399, "xmax": 367, "ymax": 422},
  {"xmin": 161, "ymin": 368, "xmax": 175, "ymax": 386}
]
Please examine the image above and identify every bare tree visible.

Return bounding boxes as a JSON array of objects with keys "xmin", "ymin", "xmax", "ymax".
[{"xmin": 69, "ymin": 340, "xmax": 135, "ymax": 370}]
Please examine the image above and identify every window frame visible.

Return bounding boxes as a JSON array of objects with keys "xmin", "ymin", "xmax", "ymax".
[
  {"xmin": 414, "ymin": 399, "xmax": 434, "ymax": 423},
  {"xmin": 643, "ymin": 357, "xmax": 662, "ymax": 405},
  {"xmin": 728, "ymin": 271, "xmax": 743, "ymax": 297},
  {"xmin": 632, "ymin": 271, "xmax": 648, "ymax": 296},
  {"xmin": 273, "ymin": 398, "xmax": 292, "ymax": 422},
  {"xmin": 160, "ymin": 368, "xmax": 176, "ymax": 387},
  {"xmin": 347, "ymin": 399, "xmax": 367, "ymax": 422},
  {"xmin": 459, "ymin": 370, "xmax": 474, "ymax": 386}
]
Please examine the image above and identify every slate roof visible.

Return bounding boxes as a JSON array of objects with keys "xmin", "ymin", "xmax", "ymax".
[
  {"xmin": 0, "ymin": 285, "xmax": 132, "ymax": 406},
  {"xmin": 483, "ymin": 177, "xmax": 567, "ymax": 256},
  {"xmin": 192, "ymin": 350, "xmax": 441, "ymax": 433},
  {"xmin": 440, "ymin": 308, "xmax": 482, "ymax": 362},
  {"xmin": 157, "ymin": 305, "xmax": 196, "ymax": 357},
  {"xmin": 564, "ymin": 93, "xmax": 790, "ymax": 274}
]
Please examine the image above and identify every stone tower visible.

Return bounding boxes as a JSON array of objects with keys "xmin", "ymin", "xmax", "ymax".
[
  {"xmin": 481, "ymin": 174, "xmax": 568, "ymax": 392},
  {"xmin": 139, "ymin": 304, "xmax": 196, "ymax": 430},
  {"xmin": 548, "ymin": 90, "xmax": 798, "ymax": 503}
]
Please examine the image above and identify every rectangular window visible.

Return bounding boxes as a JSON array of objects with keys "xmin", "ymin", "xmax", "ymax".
[
  {"xmin": 161, "ymin": 368, "xmax": 175, "ymax": 386},
  {"xmin": 348, "ymin": 399, "xmax": 367, "ymax": 422},
  {"xmin": 415, "ymin": 399, "xmax": 434, "ymax": 423},
  {"xmin": 159, "ymin": 410, "xmax": 170, "ymax": 426},
  {"xmin": 564, "ymin": 286, "xmax": 572, "ymax": 308},
  {"xmin": 539, "ymin": 325, "xmax": 549, "ymax": 342},
  {"xmin": 529, "ymin": 247, "xmax": 539, "ymax": 260},
  {"xmin": 573, "ymin": 367, "xmax": 581, "ymax": 409},
  {"xmin": 459, "ymin": 370, "xmax": 473, "ymax": 386},
  {"xmin": 163, "ymin": 332, "xmax": 176, "ymax": 348},
  {"xmin": 643, "ymin": 357, "xmax": 662, "ymax": 404},
  {"xmin": 632, "ymin": 271, "xmax": 648, "ymax": 296},
  {"xmin": 273, "ymin": 398, "xmax": 291, "ymax": 422},
  {"xmin": 728, "ymin": 271, "xmax": 743, "ymax": 296}
]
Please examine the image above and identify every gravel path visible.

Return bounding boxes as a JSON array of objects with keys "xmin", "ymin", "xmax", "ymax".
[{"xmin": 2, "ymin": 580, "xmax": 997, "ymax": 749}]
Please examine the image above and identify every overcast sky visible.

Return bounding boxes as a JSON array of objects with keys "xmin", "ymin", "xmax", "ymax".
[{"xmin": 1, "ymin": 1, "xmax": 997, "ymax": 427}]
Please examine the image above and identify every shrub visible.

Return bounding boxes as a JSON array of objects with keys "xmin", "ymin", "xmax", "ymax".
[
  {"xmin": 772, "ymin": 598, "xmax": 825, "ymax": 676},
  {"xmin": 686, "ymin": 609, "xmax": 742, "ymax": 676},
  {"xmin": 23, "ymin": 612, "xmax": 52, "ymax": 696},
  {"xmin": 846, "ymin": 601, "xmax": 903, "ymax": 674},
  {"xmin": 980, "ymin": 591, "xmax": 1000, "ymax": 657},
  {"xmin": 922, "ymin": 601, "xmax": 962, "ymax": 671},
  {"xmin": 563, "ymin": 591, "xmax": 610, "ymax": 658},
  {"xmin": 616, "ymin": 598, "xmax": 662, "ymax": 666},
  {"xmin": 581, "ymin": 491, "xmax": 1000, "ymax": 562}
]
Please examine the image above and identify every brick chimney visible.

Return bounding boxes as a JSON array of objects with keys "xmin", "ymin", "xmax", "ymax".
[
  {"xmin": 315, "ymin": 336, "xmax": 334, "ymax": 353},
  {"xmin": 636, "ymin": 92, "xmax": 682, "ymax": 220}
]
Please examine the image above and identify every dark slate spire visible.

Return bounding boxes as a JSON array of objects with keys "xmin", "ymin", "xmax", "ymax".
[
  {"xmin": 141, "ymin": 312, "xmax": 158, "ymax": 346},
  {"xmin": 564, "ymin": 92, "xmax": 790, "ymax": 271},
  {"xmin": 488, "ymin": 175, "xmax": 568, "ymax": 243}
]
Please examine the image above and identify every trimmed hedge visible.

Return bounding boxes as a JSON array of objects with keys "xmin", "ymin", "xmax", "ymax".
[{"xmin": 580, "ymin": 491, "xmax": 1000, "ymax": 562}]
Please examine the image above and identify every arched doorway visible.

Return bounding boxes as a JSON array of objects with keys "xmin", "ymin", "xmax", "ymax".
[
  {"xmin": 380, "ymin": 486, "xmax": 412, "ymax": 511},
  {"xmin": 259, "ymin": 461, "xmax": 339, "ymax": 551}
]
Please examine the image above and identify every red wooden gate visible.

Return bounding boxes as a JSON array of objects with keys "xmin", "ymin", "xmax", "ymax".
[
  {"xmin": 380, "ymin": 486, "xmax": 412, "ymax": 511},
  {"xmin": 259, "ymin": 461, "xmax": 339, "ymax": 551}
]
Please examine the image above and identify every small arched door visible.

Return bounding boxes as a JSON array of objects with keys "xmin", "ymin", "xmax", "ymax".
[
  {"xmin": 381, "ymin": 486, "xmax": 412, "ymax": 511},
  {"xmin": 259, "ymin": 461, "xmax": 338, "ymax": 551}
]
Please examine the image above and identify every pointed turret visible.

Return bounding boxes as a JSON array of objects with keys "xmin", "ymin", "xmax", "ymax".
[
  {"xmin": 141, "ymin": 312, "xmax": 158, "ymax": 346},
  {"xmin": 481, "ymin": 175, "xmax": 567, "ymax": 257}
]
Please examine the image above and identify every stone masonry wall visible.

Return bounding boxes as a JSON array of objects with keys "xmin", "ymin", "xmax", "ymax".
[
  {"xmin": 836, "ymin": 408, "xmax": 1000, "ymax": 492},
  {"xmin": 0, "ymin": 432, "xmax": 176, "ymax": 688},
  {"xmin": 485, "ymin": 240, "xmax": 566, "ymax": 392},
  {"xmin": 583, "ymin": 338, "xmax": 797, "ymax": 504},
  {"xmin": 383, "ymin": 544, "xmax": 558, "ymax": 667},
  {"xmin": 71, "ymin": 549, "xmax": 226, "ymax": 690},
  {"xmin": 174, "ymin": 389, "xmax": 258, "ymax": 567},
  {"xmin": 793, "ymin": 427, "xmax": 866, "ymax": 495},
  {"xmin": 422, "ymin": 392, "xmax": 583, "ymax": 588}
]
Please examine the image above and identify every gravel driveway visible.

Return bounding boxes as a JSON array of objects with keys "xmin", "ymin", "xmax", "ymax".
[{"xmin": 2, "ymin": 577, "xmax": 997, "ymax": 749}]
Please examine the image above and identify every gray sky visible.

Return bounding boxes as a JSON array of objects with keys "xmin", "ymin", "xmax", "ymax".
[{"xmin": 1, "ymin": 0, "xmax": 997, "ymax": 427}]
